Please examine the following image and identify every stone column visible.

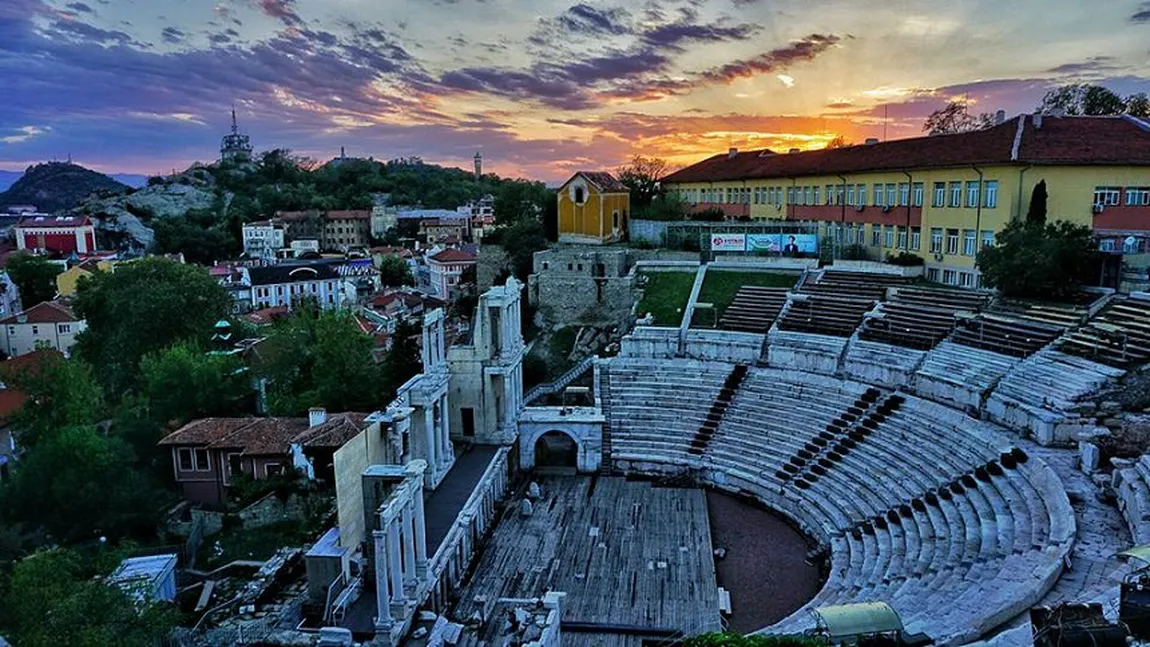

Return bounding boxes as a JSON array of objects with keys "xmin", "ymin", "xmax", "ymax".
[
  {"xmin": 387, "ymin": 519, "xmax": 405, "ymax": 608},
  {"xmin": 413, "ymin": 491, "xmax": 428, "ymax": 576},
  {"xmin": 373, "ymin": 530, "xmax": 393, "ymax": 630},
  {"xmin": 402, "ymin": 503, "xmax": 417, "ymax": 590},
  {"xmin": 424, "ymin": 406, "xmax": 437, "ymax": 473},
  {"xmin": 439, "ymin": 395, "xmax": 452, "ymax": 463}
]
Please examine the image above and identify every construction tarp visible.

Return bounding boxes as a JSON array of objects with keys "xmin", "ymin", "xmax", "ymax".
[{"xmin": 813, "ymin": 602, "xmax": 904, "ymax": 639}]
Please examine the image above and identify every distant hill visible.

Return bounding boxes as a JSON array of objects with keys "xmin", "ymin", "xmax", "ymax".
[{"xmin": 0, "ymin": 162, "xmax": 130, "ymax": 213}]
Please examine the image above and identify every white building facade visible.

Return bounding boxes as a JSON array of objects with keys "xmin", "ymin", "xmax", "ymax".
[
  {"xmin": 248, "ymin": 264, "xmax": 345, "ymax": 311},
  {"xmin": 242, "ymin": 220, "xmax": 286, "ymax": 260},
  {"xmin": 0, "ymin": 301, "xmax": 87, "ymax": 358}
]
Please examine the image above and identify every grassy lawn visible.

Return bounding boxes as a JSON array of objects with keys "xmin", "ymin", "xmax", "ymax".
[
  {"xmin": 693, "ymin": 271, "xmax": 797, "ymax": 327},
  {"xmin": 637, "ymin": 271, "xmax": 696, "ymax": 327}
]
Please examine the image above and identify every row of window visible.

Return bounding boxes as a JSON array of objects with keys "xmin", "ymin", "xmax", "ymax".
[
  {"xmin": 253, "ymin": 281, "xmax": 337, "ymax": 299},
  {"xmin": 176, "ymin": 447, "xmax": 284, "ymax": 478},
  {"xmin": 928, "ymin": 228, "xmax": 996, "ymax": 256},
  {"xmin": 679, "ymin": 180, "xmax": 1000, "ymax": 209},
  {"xmin": 926, "ymin": 267, "xmax": 980, "ymax": 289},
  {"xmin": 7, "ymin": 323, "xmax": 72, "ymax": 336},
  {"xmin": 811, "ymin": 223, "xmax": 997, "ymax": 255},
  {"xmin": 1094, "ymin": 186, "xmax": 1150, "ymax": 207}
]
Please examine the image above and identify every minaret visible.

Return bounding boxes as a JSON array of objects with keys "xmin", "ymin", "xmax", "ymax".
[
  {"xmin": 231, "ymin": 105, "xmax": 239, "ymax": 136},
  {"xmin": 474, "ymin": 152, "xmax": 482, "ymax": 179}
]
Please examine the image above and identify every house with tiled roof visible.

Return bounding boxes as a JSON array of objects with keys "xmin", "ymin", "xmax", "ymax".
[
  {"xmin": 0, "ymin": 300, "xmax": 86, "ymax": 358},
  {"xmin": 427, "ymin": 247, "xmax": 477, "ymax": 299},
  {"xmin": 157, "ymin": 409, "xmax": 387, "ymax": 505},
  {"xmin": 557, "ymin": 171, "xmax": 630, "ymax": 245},
  {"xmin": 661, "ymin": 113, "xmax": 1150, "ymax": 287}
]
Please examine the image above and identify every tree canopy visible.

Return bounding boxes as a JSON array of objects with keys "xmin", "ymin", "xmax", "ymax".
[
  {"xmin": 378, "ymin": 254, "xmax": 415, "ymax": 288},
  {"xmin": 617, "ymin": 156, "xmax": 669, "ymax": 209},
  {"xmin": 923, "ymin": 101, "xmax": 995, "ymax": 135},
  {"xmin": 1038, "ymin": 84, "xmax": 1149, "ymax": 116},
  {"xmin": 6, "ymin": 352, "xmax": 103, "ymax": 450},
  {"xmin": 0, "ymin": 548, "xmax": 178, "ymax": 646},
  {"xmin": 977, "ymin": 219, "xmax": 1098, "ymax": 300},
  {"xmin": 139, "ymin": 341, "xmax": 250, "ymax": 427},
  {"xmin": 73, "ymin": 258, "xmax": 233, "ymax": 393},
  {"xmin": 260, "ymin": 308, "xmax": 385, "ymax": 415},
  {"xmin": 5, "ymin": 252, "xmax": 62, "ymax": 309}
]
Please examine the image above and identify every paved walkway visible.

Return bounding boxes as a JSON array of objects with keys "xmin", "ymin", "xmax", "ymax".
[
  {"xmin": 425, "ymin": 445, "xmax": 501, "ymax": 556},
  {"xmin": 707, "ymin": 490, "xmax": 822, "ymax": 633}
]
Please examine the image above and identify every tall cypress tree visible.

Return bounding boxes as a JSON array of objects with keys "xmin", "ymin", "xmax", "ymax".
[{"xmin": 1027, "ymin": 180, "xmax": 1048, "ymax": 225}]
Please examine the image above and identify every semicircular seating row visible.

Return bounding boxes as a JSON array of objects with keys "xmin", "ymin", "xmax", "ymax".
[{"xmin": 604, "ymin": 357, "xmax": 1075, "ymax": 647}]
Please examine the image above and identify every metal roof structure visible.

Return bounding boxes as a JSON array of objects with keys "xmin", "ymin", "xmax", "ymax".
[{"xmin": 812, "ymin": 602, "xmax": 904, "ymax": 640}]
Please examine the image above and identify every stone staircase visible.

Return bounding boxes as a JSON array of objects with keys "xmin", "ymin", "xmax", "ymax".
[
  {"xmin": 687, "ymin": 364, "xmax": 748, "ymax": 456},
  {"xmin": 523, "ymin": 355, "xmax": 597, "ymax": 405}
]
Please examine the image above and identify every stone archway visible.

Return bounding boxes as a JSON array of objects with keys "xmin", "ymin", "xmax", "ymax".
[{"xmin": 534, "ymin": 430, "xmax": 579, "ymax": 471}]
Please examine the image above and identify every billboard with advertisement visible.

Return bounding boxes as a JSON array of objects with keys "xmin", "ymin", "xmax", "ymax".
[
  {"xmin": 747, "ymin": 233, "xmax": 818, "ymax": 255},
  {"xmin": 710, "ymin": 233, "xmax": 746, "ymax": 252}
]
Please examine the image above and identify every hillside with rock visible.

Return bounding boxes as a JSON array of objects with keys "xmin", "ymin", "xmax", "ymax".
[
  {"xmin": 0, "ymin": 162, "xmax": 130, "ymax": 212},
  {"xmin": 73, "ymin": 167, "xmax": 223, "ymax": 251}
]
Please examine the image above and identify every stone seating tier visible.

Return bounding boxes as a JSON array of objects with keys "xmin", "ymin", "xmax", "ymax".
[
  {"xmin": 602, "ymin": 358, "xmax": 1074, "ymax": 647},
  {"xmin": 1059, "ymin": 296, "xmax": 1150, "ymax": 367},
  {"xmin": 719, "ymin": 286, "xmax": 790, "ymax": 334}
]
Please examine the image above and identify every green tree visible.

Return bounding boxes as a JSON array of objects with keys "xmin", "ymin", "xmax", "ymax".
[
  {"xmin": 3, "ymin": 426, "xmax": 166, "ymax": 542},
  {"xmin": 977, "ymin": 219, "xmax": 1098, "ymax": 300},
  {"xmin": 493, "ymin": 180, "xmax": 551, "ymax": 225},
  {"xmin": 262, "ymin": 309, "xmax": 383, "ymax": 415},
  {"xmin": 492, "ymin": 219, "xmax": 549, "ymax": 282},
  {"xmin": 378, "ymin": 254, "xmax": 415, "ymax": 288},
  {"xmin": 153, "ymin": 215, "xmax": 237, "ymax": 265},
  {"xmin": 381, "ymin": 320, "xmax": 423, "ymax": 401},
  {"xmin": 1, "ymin": 548, "xmax": 178, "ymax": 646},
  {"xmin": 140, "ymin": 341, "xmax": 249, "ymax": 426},
  {"xmin": 683, "ymin": 633, "xmax": 824, "ymax": 647},
  {"xmin": 74, "ymin": 258, "xmax": 233, "ymax": 393},
  {"xmin": 1127, "ymin": 93, "xmax": 1150, "ymax": 118},
  {"xmin": 6, "ymin": 253, "xmax": 62, "ymax": 309},
  {"xmin": 635, "ymin": 194, "xmax": 688, "ymax": 221},
  {"xmin": 616, "ymin": 156, "xmax": 668, "ymax": 209},
  {"xmin": 7, "ymin": 354, "xmax": 104, "ymax": 449},
  {"xmin": 1039, "ymin": 83, "xmax": 1131, "ymax": 116},
  {"xmin": 1027, "ymin": 180, "xmax": 1049, "ymax": 225}
]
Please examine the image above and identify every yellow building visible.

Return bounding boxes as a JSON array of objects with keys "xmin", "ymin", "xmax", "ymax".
[
  {"xmin": 662, "ymin": 114, "xmax": 1150, "ymax": 287},
  {"xmin": 55, "ymin": 259, "xmax": 115, "ymax": 297},
  {"xmin": 557, "ymin": 171, "xmax": 630, "ymax": 245}
]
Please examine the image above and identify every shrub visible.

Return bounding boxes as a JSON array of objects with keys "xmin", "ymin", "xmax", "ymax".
[{"xmin": 885, "ymin": 251, "xmax": 925, "ymax": 266}]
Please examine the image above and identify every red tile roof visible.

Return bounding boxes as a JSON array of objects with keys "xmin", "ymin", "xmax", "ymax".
[
  {"xmin": 429, "ymin": 248, "xmax": 476, "ymax": 263},
  {"xmin": 16, "ymin": 215, "xmax": 92, "ymax": 228},
  {"xmin": 662, "ymin": 115, "xmax": 1150, "ymax": 184},
  {"xmin": 0, "ymin": 300, "xmax": 79, "ymax": 325},
  {"xmin": 275, "ymin": 210, "xmax": 370, "ymax": 221},
  {"xmin": 243, "ymin": 306, "xmax": 290, "ymax": 326},
  {"xmin": 157, "ymin": 413, "xmax": 373, "ymax": 455},
  {"xmin": 568, "ymin": 171, "xmax": 629, "ymax": 193}
]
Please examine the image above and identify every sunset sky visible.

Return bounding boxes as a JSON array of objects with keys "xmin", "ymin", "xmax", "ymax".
[{"xmin": 1, "ymin": 0, "xmax": 1149, "ymax": 182}]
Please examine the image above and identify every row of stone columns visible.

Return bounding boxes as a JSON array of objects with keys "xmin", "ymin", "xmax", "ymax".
[
  {"xmin": 421, "ymin": 394, "xmax": 453, "ymax": 479},
  {"xmin": 373, "ymin": 491, "xmax": 428, "ymax": 632}
]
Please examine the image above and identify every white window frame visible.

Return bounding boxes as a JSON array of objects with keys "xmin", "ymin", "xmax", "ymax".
[
  {"xmin": 981, "ymin": 230, "xmax": 995, "ymax": 249},
  {"xmin": 946, "ymin": 229, "xmax": 959, "ymax": 255},
  {"xmin": 963, "ymin": 230, "xmax": 976, "ymax": 256},
  {"xmin": 911, "ymin": 227, "xmax": 921, "ymax": 251},
  {"xmin": 949, "ymin": 182, "xmax": 962, "ymax": 207},
  {"xmin": 193, "ymin": 448, "xmax": 210, "ymax": 472},
  {"xmin": 930, "ymin": 228, "xmax": 943, "ymax": 253},
  {"xmin": 912, "ymin": 183, "xmax": 924, "ymax": 207},
  {"xmin": 884, "ymin": 226, "xmax": 894, "ymax": 248},
  {"xmin": 898, "ymin": 183, "xmax": 910, "ymax": 207},
  {"xmin": 178, "ymin": 448, "xmax": 194, "ymax": 472},
  {"xmin": 984, "ymin": 180, "xmax": 999, "ymax": 208},
  {"xmin": 942, "ymin": 269, "xmax": 958, "ymax": 286},
  {"xmin": 933, "ymin": 183, "xmax": 945, "ymax": 207},
  {"xmin": 1094, "ymin": 186, "xmax": 1121, "ymax": 206},
  {"xmin": 966, "ymin": 181, "xmax": 980, "ymax": 208}
]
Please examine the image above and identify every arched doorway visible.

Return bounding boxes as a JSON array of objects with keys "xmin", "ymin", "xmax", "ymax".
[{"xmin": 534, "ymin": 431, "xmax": 578, "ymax": 472}]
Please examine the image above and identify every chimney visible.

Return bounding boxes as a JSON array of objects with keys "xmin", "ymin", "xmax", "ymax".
[
  {"xmin": 728, "ymin": 147, "xmax": 738, "ymax": 159},
  {"xmin": 994, "ymin": 110, "xmax": 1006, "ymax": 125},
  {"xmin": 864, "ymin": 137, "xmax": 879, "ymax": 145},
  {"xmin": 308, "ymin": 407, "xmax": 327, "ymax": 428},
  {"xmin": 788, "ymin": 148, "xmax": 800, "ymax": 154},
  {"xmin": 1033, "ymin": 113, "xmax": 1044, "ymax": 130}
]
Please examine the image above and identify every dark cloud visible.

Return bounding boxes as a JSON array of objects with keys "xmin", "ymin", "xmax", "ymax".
[
  {"xmin": 556, "ymin": 4, "xmax": 632, "ymax": 35},
  {"xmin": 46, "ymin": 19, "xmax": 141, "ymax": 47},
  {"xmin": 161, "ymin": 26, "xmax": 185, "ymax": 44},
  {"xmin": 255, "ymin": 0, "xmax": 301, "ymax": 26},
  {"xmin": 66, "ymin": 2, "xmax": 93, "ymax": 13},
  {"xmin": 699, "ymin": 34, "xmax": 840, "ymax": 84},
  {"xmin": 641, "ymin": 21, "xmax": 759, "ymax": 50},
  {"xmin": 1133, "ymin": 3, "xmax": 1150, "ymax": 22},
  {"xmin": 1046, "ymin": 56, "xmax": 1120, "ymax": 75}
]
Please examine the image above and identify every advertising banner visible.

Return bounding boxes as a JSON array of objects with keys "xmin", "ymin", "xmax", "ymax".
[
  {"xmin": 710, "ymin": 233, "xmax": 747, "ymax": 252},
  {"xmin": 747, "ymin": 233, "xmax": 818, "ymax": 254}
]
